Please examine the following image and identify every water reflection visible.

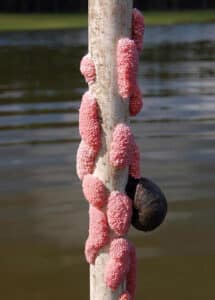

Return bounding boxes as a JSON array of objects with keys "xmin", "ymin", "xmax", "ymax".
[{"xmin": 0, "ymin": 24, "xmax": 215, "ymax": 300}]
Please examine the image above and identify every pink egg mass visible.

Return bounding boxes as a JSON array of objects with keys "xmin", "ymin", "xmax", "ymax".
[
  {"xmin": 109, "ymin": 123, "xmax": 133, "ymax": 169},
  {"xmin": 104, "ymin": 259, "xmax": 129, "ymax": 290},
  {"xmin": 76, "ymin": 140, "xmax": 97, "ymax": 180},
  {"xmin": 132, "ymin": 8, "xmax": 145, "ymax": 55},
  {"xmin": 109, "ymin": 238, "xmax": 130, "ymax": 263},
  {"xmin": 80, "ymin": 53, "xmax": 96, "ymax": 84},
  {"xmin": 107, "ymin": 191, "xmax": 132, "ymax": 236},
  {"xmin": 85, "ymin": 237, "xmax": 98, "ymax": 264},
  {"xmin": 79, "ymin": 91, "xmax": 101, "ymax": 152},
  {"xmin": 117, "ymin": 38, "xmax": 138, "ymax": 99},
  {"xmin": 129, "ymin": 85, "xmax": 143, "ymax": 116},
  {"xmin": 89, "ymin": 205, "xmax": 109, "ymax": 250},
  {"xmin": 82, "ymin": 174, "xmax": 108, "ymax": 208}
]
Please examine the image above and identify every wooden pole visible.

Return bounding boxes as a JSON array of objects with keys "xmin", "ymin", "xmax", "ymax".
[{"xmin": 88, "ymin": 0, "xmax": 133, "ymax": 299}]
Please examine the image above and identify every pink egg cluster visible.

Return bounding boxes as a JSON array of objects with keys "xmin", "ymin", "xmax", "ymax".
[
  {"xmin": 129, "ymin": 85, "xmax": 143, "ymax": 116},
  {"xmin": 85, "ymin": 237, "xmax": 98, "ymax": 264},
  {"xmin": 77, "ymin": 8, "xmax": 144, "ymax": 299},
  {"xmin": 89, "ymin": 206, "xmax": 109, "ymax": 248},
  {"xmin": 104, "ymin": 238, "xmax": 137, "ymax": 300},
  {"xmin": 109, "ymin": 238, "xmax": 130, "ymax": 262},
  {"xmin": 80, "ymin": 54, "xmax": 96, "ymax": 84},
  {"xmin": 117, "ymin": 38, "xmax": 138, "ymax": 99},
  {"xmin": 105, "ymin": 258, "xmax": 129, "ymax": 290},
  {"xmin": 85, "ymin": 205, "xmax": 109, "ymax": 264},
  {"xmin": 132, "ymin": 8, "xmax": 145, "ymax": 54},
  {"xmin": 82, "ymin": 174, "xmax": 108, "ymax": 208},
  {"xmin": 78, "ymin": 52, "xmax": 107, "ymax": 263},
  {"xmin": 109, "ymin": 123, "xmax": 133, "ymax": 169},
  {"xmin": 107, "ymin": 191, "xmax": 132, "ymax": 236},
  {"xmin": 79, "ymin": 51, "xmax": 111, "ymax": 267},
  {"xmin": 77, "ymin": 55, "xmax": 99, "ymax": 181},
  {"xmin": 109, "ymin": 122, "xmax": 141, "ymax": 180},
  {"xmin": 79, "ymin": 91, "xmax": 101, "ymax": 152},
  {"xmin": 76, "ymin": 140, "xmax": 97, "ymax": 180},
  {"xmin": 117, "ymin": 8, "xmax": 145, "ymax": 119},
  {"xmin": 105, "ymin": 238, "xmax": 130, "ymax": 290}
]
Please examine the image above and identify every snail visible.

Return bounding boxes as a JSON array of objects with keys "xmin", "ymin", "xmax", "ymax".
[{"xmin": 126, "ymin": 176, "xmax": 167, "ymax": 232}]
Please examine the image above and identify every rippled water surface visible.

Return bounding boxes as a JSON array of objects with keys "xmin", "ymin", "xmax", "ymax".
[{"xmin": 1, "ymin": 24, "xmax": 215, "ymax": 300}]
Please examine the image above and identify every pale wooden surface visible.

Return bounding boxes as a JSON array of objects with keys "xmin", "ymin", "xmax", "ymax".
[{"xmin": 88, "ymin": 0, "xmax": 133, "ymax": 299}]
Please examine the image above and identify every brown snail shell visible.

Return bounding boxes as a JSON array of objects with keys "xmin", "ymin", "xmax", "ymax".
[{"xmin": 126, "ymin": 176, "xmax": 168, "ymax": 232}]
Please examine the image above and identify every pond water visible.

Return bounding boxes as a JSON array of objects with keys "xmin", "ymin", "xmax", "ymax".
[{"xmin": 0, "ymin": 23, "xmax": 215, "ymax": 300}]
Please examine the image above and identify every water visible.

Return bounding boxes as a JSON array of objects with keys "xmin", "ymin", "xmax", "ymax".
[{"xmin": 0, "ymin": 24, "xmax": 215, "ymax": 299}]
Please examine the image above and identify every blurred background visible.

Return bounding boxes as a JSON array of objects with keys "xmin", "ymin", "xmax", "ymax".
[
  {"xmin": 0, "ymin": 0, "xmax": 215, "ymax": 12},
  {"xmin": 0, "ymin": 1, "xmax": 215, "ymax": 300}
]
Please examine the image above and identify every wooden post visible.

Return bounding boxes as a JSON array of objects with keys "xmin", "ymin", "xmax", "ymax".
[{"xmin": 88, "ymin": 0, "xmax": 133, "ymax": 299}]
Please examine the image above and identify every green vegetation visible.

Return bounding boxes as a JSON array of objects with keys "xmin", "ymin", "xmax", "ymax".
[
  {"xmin": 0, "ymin": 10, "xmax": 215, "ymax": 31},
  {"xmin": 146, "ymin": 10, "xmax": 215, "ymax": 25},
  {"xmin": 0, "ymin": 14, "xmax": 87, "ymax": 31}
]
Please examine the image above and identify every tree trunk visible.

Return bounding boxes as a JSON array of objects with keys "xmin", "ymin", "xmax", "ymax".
[{"xmin": 88, "ymin": 0, "xmax": 133, "ymax": 299}]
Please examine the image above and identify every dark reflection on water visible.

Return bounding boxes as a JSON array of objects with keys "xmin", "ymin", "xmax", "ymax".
[{"xmin": 0, "ymin": 24, "xmax": 215, "ymax": 300}]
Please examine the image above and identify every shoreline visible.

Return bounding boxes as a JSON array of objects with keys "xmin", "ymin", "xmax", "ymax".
[{"xmin": 0, "ymin": 10, "xmax": 214, "ymax": 32}]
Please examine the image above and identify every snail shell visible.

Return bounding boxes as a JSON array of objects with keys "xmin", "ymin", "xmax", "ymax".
[{"xmin": 126, "ymin": 176, "xmax": 168, "ymax": 232}]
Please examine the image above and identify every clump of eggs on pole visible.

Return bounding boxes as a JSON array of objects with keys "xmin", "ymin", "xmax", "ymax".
[{"xmin": 77, "ymin": 7, "xmax": 167, "ymax": 300}]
